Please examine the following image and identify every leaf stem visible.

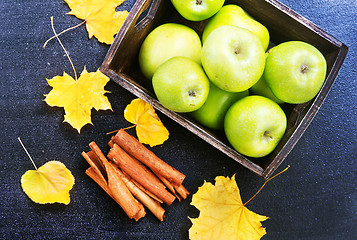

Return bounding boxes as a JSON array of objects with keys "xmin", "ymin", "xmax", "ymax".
[
  {"xmin": 48, "ymin": 16, "xmax": 78, "ymax": 81},
  {"xmin": 18, "ymin": 137, "xmax": 38, "ymax": 170},
  {"xmin": 122, "ymin": 125, "xmax": 136, "ymax": 131},
  {"xmin": 243, "ymin": 165, "xmax": 290, "ymax": 206},
  {"xmin": 106, "ymin": 125, "xmax": 136, "ymax": 135},
  {"xmin": 43, "ymin": 20, "xmax": 86, "ymax": 48}
]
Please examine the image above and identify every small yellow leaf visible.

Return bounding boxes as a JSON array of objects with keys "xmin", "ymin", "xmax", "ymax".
[
  {"xmin": 189, "ymin": 175, "xmax": 268, "ymax": 240},
  {"xmin": 44, "ymin": 67, "xmax": 112, "ymax": 133},
  {"xmin": 21, "ymin": 161, "xmax": 75, "ymax": 205},
  {"xmin": 64, "ymin": 0, "xmax": 129, "ymax": 44},
  {"xmin": 124, "ymin": 98, "xmax": 169, "ymax": 147}
]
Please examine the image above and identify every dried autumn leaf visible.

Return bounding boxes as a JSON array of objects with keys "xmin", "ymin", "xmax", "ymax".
[
  {"xmin": 21, "ymin": 161, "xmax": 75, "ymax": 205},
  {"xmin": 189, "ymin": 175, "xmax": 268, "ymax": 240},
  {"xmin": 124, "ymin": 98, "xmax": 169, "ymax": 147},
  {"xmin": 44, "ymin": 67, "xmax": 112, "ymax": 133},
  {"xmin": 64, "ymin": 0, "xmax": 129, "ymax": 44}
]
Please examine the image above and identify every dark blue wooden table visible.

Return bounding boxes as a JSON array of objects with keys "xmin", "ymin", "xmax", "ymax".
[{"xmin": 0, "ymin": 0, "xmax": 356, "ymax": 239}]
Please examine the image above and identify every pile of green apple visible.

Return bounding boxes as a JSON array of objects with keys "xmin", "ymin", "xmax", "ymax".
[{"xmin": 138, "ymin": 1, "xmax": 327, "ymax": 158}]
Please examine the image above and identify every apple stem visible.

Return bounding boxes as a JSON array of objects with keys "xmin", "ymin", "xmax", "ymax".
[
  {"xmin": 243, "ymin": 165, "xmax": 290, "ymax": 206},
  {"xmin": 264, "ymin": 130, "xmax": 273, "ymax": 139},
  {"xmin": 300, "ymin": 63, "xmax": 309, "ymax": 74},
  {"xmin": 196, "ymin": 0, "xmax": 202, "ymax": 5},
  {"xmin": 18, "ymin": 137, "xmax": 38, "ymax": 171}
]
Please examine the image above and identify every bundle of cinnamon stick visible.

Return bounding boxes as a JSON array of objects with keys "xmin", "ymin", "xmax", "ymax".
[{"xmin": 82, "ymin": 129, "xmax": 189, "ymax": 221}]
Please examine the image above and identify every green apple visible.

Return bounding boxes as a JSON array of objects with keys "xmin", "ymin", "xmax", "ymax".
[
  {"xmin": 138, "ymin": 23, "xmax": 202, "ymax": 79},
  {"xmin": 171, "ymin": 0, "xmax": 225, "ymax": 21},
  {"xmin": 201, "ymin": 25, "xmax": 265, "ymax": 92},
  {"xmin": 250, "ymin": 74, "xmax": 284, "ymax": 104},
  {"xmin": 264, "ymin": 41, "xmax": 327, "ymax": 104},
  {"xmin": 190, "ymin": 84, "xmax": 249, "ymax": 130},
  {"xmin": 152, "ymin": 56, "xmax": 210, "ymax": 113},
  {"xmin": 202, "ymin": 4, "xmax": 270, "ymax": 50},
  {"xmin": 250, "ymin": 52, "xmax": 284, "ymax": 104},
  {"xmin": 224, "ymin": 95, "xmax": 287, "ymax": 158}
]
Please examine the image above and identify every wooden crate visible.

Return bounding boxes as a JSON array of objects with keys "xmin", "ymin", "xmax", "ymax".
[{"xmin": 101, "ymin": 0, "xmax": 348, "ymax": 178}]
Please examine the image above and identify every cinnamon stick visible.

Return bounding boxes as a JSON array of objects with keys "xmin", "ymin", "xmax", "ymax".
[
  {"xmin": 107, "ymin": 143, "xmax": 176, "ymax": 205},
  {"xmin": 82, "ymin": 151, "xmax": 107, "ymax": 185},
  {"xmin": 123, "ymin": 171, "xmax": 164, "ymax": 204},
  {"xmin": 85, "ymin": 167, "xmax": 110, "ymax": 196},
  {"xmin": 174, "ymin": 184, "xmax": 190, "ymax": 200},
  {"xmin": 85, "ymin": 142, "xmax": 146, "ymax": 221},
  {"xmin": 110, "ymin": 162, "xmax": 165, "ymax": 221},
  {"xmin": 157, "ymin": 174, "xmax": 176, "ymax": 196},
  {"xmin": 112, "ymin": 129, "xmax": 185, "ymax": 186},
  {"xmin": 108, "ymin": 141, "xmax": 166, "ymax": 190},
  {"xmin": 86, "ymin": 165, "xmax": 145, "ymax": 221},
  {"xmin": 105, "ymin": 159, "xmax": 146, "ymax": 221},
  {"xmin": 109, "ymin": 135, "xmax": 188, "ymax": 202}
]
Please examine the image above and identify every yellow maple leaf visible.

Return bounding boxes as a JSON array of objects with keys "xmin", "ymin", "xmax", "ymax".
[
  {"xmin": 124, "ymin": 98, "xmax": 169, "ymax": 147},
  {"xmin": 44, "ymin": 67, "xmax": 112, "ymax": 133},
  {"xmin": 21, "ymin": 161, "xmax": 75, "ymax": 205},
  {"xmin": 64, "ymin": 0, "xmax": 129, "ymax": 44},
  {"xmin": 189, "ymin": 175, "xmax": 268, "ymax": 240}
]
